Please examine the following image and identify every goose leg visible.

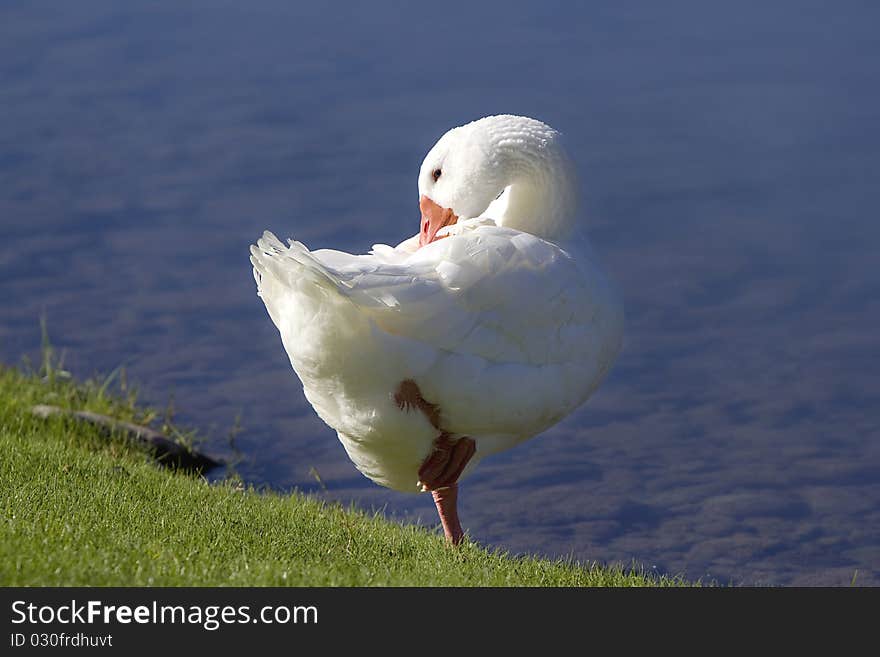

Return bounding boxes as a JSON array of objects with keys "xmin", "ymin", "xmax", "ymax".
[
  {"xmin": 420, "ymin": 437, "xmax": 476, "ymax": 545},
  {"xmin": 394, "ymin": 379, "xmax": 441, "ymax": 429},
  {"xmin": 394, "ymin": 379, "xmax": 476, "ymax": 545},
  {"xmin": 431, "ymin": 485, "xmax": 463, "ymax": 545},
  {"xmin": 418, "ymin": 432, "xmax": 476, "ymax": 490}
]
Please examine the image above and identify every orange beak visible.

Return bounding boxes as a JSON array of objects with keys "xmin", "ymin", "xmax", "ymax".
[{"xmin": 419, "ymin": 195, "xmax": 458, "ymax": 248}]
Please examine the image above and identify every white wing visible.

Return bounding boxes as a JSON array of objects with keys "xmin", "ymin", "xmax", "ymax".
[
  {"xmin": 316, "ymin": 222, "xmax": 607, "ymax": 364},
  {"xmin": 251, "ymin": 220, "xmax": 622, "ymax": 443}
]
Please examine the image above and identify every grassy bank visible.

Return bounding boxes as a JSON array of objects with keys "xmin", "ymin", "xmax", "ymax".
[{"xmin": 0, "ymin": 364, "xmax": 681, "ymax": 586}]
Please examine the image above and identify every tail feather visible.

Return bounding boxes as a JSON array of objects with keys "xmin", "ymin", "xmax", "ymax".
[{"xmin": 250, "ymin": 230, "xmax": 344, "ymax": 292}]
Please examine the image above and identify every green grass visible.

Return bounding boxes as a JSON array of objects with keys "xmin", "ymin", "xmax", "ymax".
[{"xmin": 0, "ymin": 363, "xmax": 684, "ymax": 586}]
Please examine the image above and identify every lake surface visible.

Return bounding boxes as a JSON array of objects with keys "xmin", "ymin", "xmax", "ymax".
[{"xmin": 2, "ymin": 0, "xmax": 878, "ymax": 585}]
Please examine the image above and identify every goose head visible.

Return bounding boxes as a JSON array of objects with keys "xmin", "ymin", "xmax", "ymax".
[{"xmin": 417, "ymin": 114, "xmax": 580, "ymax": 247}]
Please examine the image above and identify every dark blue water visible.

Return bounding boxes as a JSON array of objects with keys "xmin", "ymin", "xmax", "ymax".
[{"xmin": 2, "ymin": 0, "xmax": 878, "ymax": 585}]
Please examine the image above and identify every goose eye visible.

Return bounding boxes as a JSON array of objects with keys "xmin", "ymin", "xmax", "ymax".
[{"xmin": 432, "ymin": 168, "xmax": 442, "ymax": 182}]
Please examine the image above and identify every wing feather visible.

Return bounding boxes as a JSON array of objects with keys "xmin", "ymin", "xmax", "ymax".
[{"xmin": 304, "ymin": 222, "xmax": 607, "ymax": 367}]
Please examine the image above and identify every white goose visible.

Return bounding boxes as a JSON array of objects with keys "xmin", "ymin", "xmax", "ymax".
[{"xmin": 250, "ymin": 115, "xmax": 623, "ymax": 544}]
